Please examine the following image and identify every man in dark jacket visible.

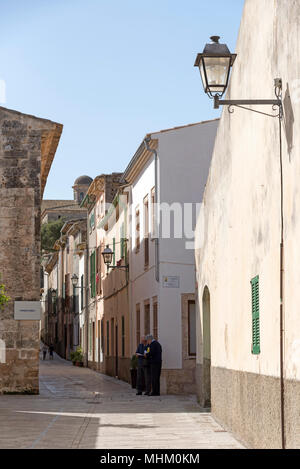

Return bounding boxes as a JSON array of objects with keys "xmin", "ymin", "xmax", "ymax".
[
  {"xmin": 145, "ymin": 334, "xmax": 162, "ymax": 396},
  {"xmin": 135, "ymin": 336, "xmax": 151, "ymax": 395}
]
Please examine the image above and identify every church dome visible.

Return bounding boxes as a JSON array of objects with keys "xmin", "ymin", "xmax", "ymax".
[{"xmin": 74, "ymin": 175, "xmax": 93, "ymax": 186}]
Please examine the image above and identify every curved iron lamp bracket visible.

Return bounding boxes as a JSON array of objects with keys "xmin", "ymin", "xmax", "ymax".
[
  {"xmin": 214, "ymin": 78, "xmax": 283, "ymax": 120},
  {"xmin": 107, "ymin": 264, "xmax": 129, "ymax": 271}
]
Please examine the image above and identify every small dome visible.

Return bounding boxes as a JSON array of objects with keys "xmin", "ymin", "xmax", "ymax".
[{"xmin": 74, "ymin": 175, "xmax": 93, "ymax": 186}]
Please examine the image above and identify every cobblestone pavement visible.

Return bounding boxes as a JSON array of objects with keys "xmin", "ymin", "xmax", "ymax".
[{"xmin": 0, "ymin": 353, "xmax": 244, "ymax": 449}]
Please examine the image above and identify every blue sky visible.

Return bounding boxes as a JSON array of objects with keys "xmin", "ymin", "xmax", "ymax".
[{"xmin": 0, "ymin": 0, "xmax": 245, "ymax": 199}]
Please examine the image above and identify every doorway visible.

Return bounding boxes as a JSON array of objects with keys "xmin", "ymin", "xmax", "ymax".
[{"xmin": 202, "ymin": 286, "xmax": 211, "ymax": 408}]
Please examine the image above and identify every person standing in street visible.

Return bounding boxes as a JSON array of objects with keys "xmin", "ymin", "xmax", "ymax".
[
  {"xmin": 145, "ymin": 334, "xmax": 162, "ymax": 396},
  {"xmin": 49, "ymin": 343, "xmax": 54, "ymax": 360},
  {"xmin": 142, "ymin": 341, "xmax": 152, "ymax": 396},
  {"xmin": 135, "ymin": 336, "xmax": 147, "ymax": 395},
  {"xmin": 42, "ymin": 344, "xmax": 48, "ymax": 360}
]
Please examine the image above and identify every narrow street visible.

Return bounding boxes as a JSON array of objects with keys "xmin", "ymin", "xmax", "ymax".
[{"xmin": 0, "ymin": 353, "xmax": 244, "ymax": 449}]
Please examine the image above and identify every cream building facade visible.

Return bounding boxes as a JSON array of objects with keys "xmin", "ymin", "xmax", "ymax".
[
  {"xmin": 80, "ymin": 174, "xmax": 122, "ymax": 370},
  {"xmin": 195, "ymin": 0, "xmax": 300, "ymax": 449}
]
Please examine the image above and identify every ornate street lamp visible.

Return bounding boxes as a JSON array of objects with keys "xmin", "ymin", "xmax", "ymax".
[
  {"xmin": 194, "ymin": 36, "xmax": 236, "ymax": 99},
  {"xmin": 102, "ymin": 245, "xmax": 129, "ymax": 271},
  {"xmin": 71, "ymin": 274, "xmax": 79, "ymax": 288},
  {"xmin": 194, "ymin": 36, "xmax": 282, "ymax": 114},
  {"xmin": 51, "ymin": 288, "xmax": 57, "ymax": 301},
  {"xmin": 102, "ymin": 245, "xmax": 113, "ymax": 267}
]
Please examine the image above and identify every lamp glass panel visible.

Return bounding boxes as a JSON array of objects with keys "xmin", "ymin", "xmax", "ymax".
[
  {"xmin": 199, "ymin": 60, "xmax": 207, "ymax": 92},
  {"xmin": 103, "ymin": 252, "xmax": 113, "ymax": 265},
  {"xmin": 203, "ymin": 56, "xmax": 231, "ymax": 93},
  {"xmin": 72, "ymin": 275, "xmax": 78, "ymax": 286}
]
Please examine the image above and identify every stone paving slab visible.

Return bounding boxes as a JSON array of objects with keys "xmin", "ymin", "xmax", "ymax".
[{"xmin": 0, "ymin": 353, "xmax": 244, "ymax": 449}]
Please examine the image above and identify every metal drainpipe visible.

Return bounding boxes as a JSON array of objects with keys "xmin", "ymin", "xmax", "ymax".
[
  {"xmin": 144, "ymin": 137, "xmax": 160, "ymax": 282},
  {"xmin": 278, "ymin": 106, "xmax": 286, "ymax": 449},
  {"xmin": 84, "ymin": 241, "xmax": 89, "ymax": 367}
]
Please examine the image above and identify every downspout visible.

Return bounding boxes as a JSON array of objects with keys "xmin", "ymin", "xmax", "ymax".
[
  {"xmin": 144, "ymin": 137, "xmax": 160, "ymax": 283},
  {"xmin": 84, "ymin": 241, "xmax": 89, "ymax": 367},
  {"xmin": 278, "ymin": 101, "xmax": 285, "ymax": 449}
]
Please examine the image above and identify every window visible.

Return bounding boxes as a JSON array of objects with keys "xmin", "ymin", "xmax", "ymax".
[
  {"xmin": 153, "ymin": 300, "xmax": 158, "ymax": 340},
  {"xmin": 100, "ymin": 319, "xmax": 104, "ymax": 354},
  {"xmin": 111, "ymin": 318, "xmax": 115, "ymax": 355},
  {"xmin": 121, "ymin": 316, "xmax": 125, "ymax": 357},
  {"xmin": 90, "ymin": 251, "xmax": 96, "ymax": 298},
  {"xmin": 120, "ymin": 223, "xmax": 125, "ymax": 259},
  {"xmin": 89, "ymin": 322, "xmax": 92, "ymax": 353},
  {"xmin": 188, "ymin": 300, "xmax": 196, "ymax": 356},
  {"xmin": 65, "ymin": 273, "xmax": 70, "ymax": 310},
  {"xmin": 89, "ymin": 211, "xmax": 95, "ymax": 231},
  {"xmin": 251, "ymin": 276, "xmax": 260, "ymax": 355},
  {"xmin": 144, "ymin": 302, "xmax": 150, "ymax": 336},
  {"xmin": 72, "ymin": 285, "xmax": 76, "ymax": 312},
  {"xmin": 113, "ymin": 238, "xmax": 116, "ymax": 265},
  {"xmin": 151, "ymin": 187, "xmax": 156, "ymax": 237},
  {"xmin": 106, "ymin": 321, "xmax": 109, "ymax": 355},
  {"xmin": 144, "ymin": 195, "xmax": 149, "ymax": 266},
  {"xmin": 96, "ymin": 246, "xmax": 102, "ymax": 295},
  {"xmin": 80, "ymin": 274, "xmax": 84, "ymax": 310},
  {"xmin": 136, "ymin": 304, "xmax": 140, "ymax": 346},
  {"xmin": 135, "ymin": 206, "xmax": 140, "ymax": 253}
]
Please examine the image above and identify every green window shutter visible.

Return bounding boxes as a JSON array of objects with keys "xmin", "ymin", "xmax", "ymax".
[
  {"xmin": 251, "ymin": 275, "xmax": 260, "ymax": 355},
  {"xmin": 120, "ymin": 223, "xmax": 125, "ymax": 258},
  {"xmin": 92, "ymin": 251, "xmax": 96, "ymax": 297},
  {"xmin": 89, "ymin": 323, "xmax": 92, "ymax": 352},
  {"xmin": 80, "ymin": 275, "xmax": 84, "ymax": 309},
  {"xmin": 124, "ymin": 208, "xmax": 128, "ymax": 265},
  {"xmin": 113, "ymin": 238, "xmax": 116, "ymax": 265},
  {"xmin": 90, "ymin": 254, "xmax": 92, "ymax": 296},
  {"xmin": 90, "ymin": 252, "xmax": 96, "ymax": 298}
]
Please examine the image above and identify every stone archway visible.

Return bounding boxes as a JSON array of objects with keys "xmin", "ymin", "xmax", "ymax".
[{"xmin": 202, "ymin": 286, "xmax": 211, "ymax": 408}]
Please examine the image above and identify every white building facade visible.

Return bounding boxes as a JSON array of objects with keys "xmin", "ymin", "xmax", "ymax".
[{"xmin": 124, "ymin": 120, "xmax": 219, "ymax": 393}]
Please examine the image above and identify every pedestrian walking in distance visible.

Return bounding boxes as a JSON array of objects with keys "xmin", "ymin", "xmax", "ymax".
[
  {"xmin": 135, "ymin": 336, "xmax": 151, "ymax": 396},
  {"xmin": 49, "ymin": 343, "xmax": 54, "ymax": 360},
  {"xmin": 42, "ymin": 344, "xmax": 48, "ymax": 361},
  {"xmin": 145, "ymin": 334, "xmax": 162, "ymax": 396}
]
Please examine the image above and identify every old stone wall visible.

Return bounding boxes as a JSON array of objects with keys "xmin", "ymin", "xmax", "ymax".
[{"xmin": 0, "ymin": 107, "xmax": 62, "ymax": 394}]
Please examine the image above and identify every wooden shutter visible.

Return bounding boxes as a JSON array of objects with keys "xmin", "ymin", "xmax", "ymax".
[
  {"xmin": 120, "ymin": 223, "xmax": 125, "ymax": 259},
  {"xmin": 144, "ymin": 302, "xmax": 150, "ymax": 336},
  {"xmin": 153, "ymin": 300, "xmax": 158, "ymax": 340},
  {"xmin": 136, "ymin": 304, "xmax": 140, "ymax": 347},
  {"xmin": 122, "ymin": 316, "xmax": 125, "ymax": 357},
  {"xmin": 251, "ymin": 276, "xmax": 260, "ymax": 355},
  {"xmin": 90, "ymin": 252, "xmax": 96, "ymax": 298},
  {"xmin": 96, "ymin": 246, "xmax": 102, "ymax": 295},
  {"xmin": 113, "ymin": 238, "xmax": 116, "ymax": 265}
]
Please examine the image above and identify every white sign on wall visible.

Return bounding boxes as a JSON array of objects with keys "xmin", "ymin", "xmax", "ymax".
[
  {"xmin": 14, "ymin": 301, "xmax": 41, "ymax": 320},
  {"xmin": 0, "ymin": 339, "xmax": 5, "ymax": 364},
  {"xmin": 162, "ymin": 276, "xmax": 180, "ymax": 288}
]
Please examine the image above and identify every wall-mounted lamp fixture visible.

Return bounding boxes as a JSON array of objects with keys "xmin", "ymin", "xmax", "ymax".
[
  {"xmin": 102, "ymin": 245, "xmax": 129, "ymax": 271},
  {"xmin": 71, "ymin": 274, "xmax": 83, "ymax": 289},
  {"xmin": 194, "ymin": 36, "xmax": 282, "ymax": 115}
]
